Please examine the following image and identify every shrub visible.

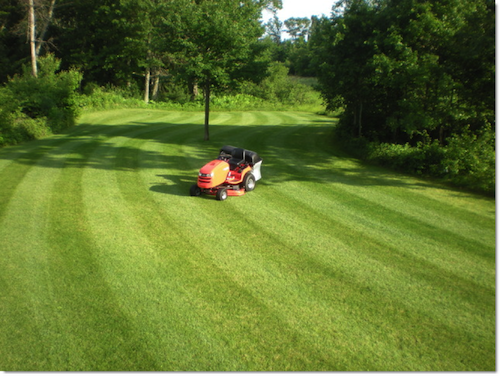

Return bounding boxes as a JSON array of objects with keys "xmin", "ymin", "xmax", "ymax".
[
  {"xmin": 210, "ymin": 93, "xmax": 267, "ymax": 110},
  {"xmin": 0, "ymin": 54, "xmax": 82, "ymax": 147},
  {"xmin": 241, "ymin": 62, "xmax": 320, "ymax": 106},
  {"xmin": 368, "ymin": 141, "xmax": 445, "ymax": 176},
  {"xmin": 336, "ymin": 129, "xmax": 495, "ymax": 195},
  {"xmin": 441, "ymin": 125, "xmax": 495, "ymax": 193},
  {"xmin": 77, "ymin": 85, "xmax": 148, "ymax": 111}
]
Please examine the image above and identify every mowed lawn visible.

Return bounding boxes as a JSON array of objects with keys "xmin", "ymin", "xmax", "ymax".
[{"xmin": 0, "ymin": 109, "xmax": 495, "ymax": 371}]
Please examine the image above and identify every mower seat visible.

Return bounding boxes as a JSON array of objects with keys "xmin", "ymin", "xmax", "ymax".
[
  {"xmin": 228, "ymin": 148, "xmax": 246, "ymax": 170},
  {"xmin": 218, "ymin": 145, "xmax": 236, "ymax": 160}
]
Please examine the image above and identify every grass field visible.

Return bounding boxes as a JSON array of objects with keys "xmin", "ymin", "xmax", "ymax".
[{"xmin": 0, "ymin": 109, "xmax": 495, "ymax": 371}]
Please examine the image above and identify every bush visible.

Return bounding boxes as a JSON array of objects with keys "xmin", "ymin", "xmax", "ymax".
[
  {"xmin": 241, "ymin": 62, "xmax": 320, "ymax": 106},
  {"xmin": 368, "ymin": 141, "xmax": 445, "ymax": 176},
  {"xmin": 441, "ymin": 125, "xmax": 495, "ymax": 193},
  {"xmin": 77, "ymin": 85, "xmax": 148, "ymax": 111},
  {"xmin": 336, "ymin": 128, "xmax": 495, "ymax": 196},
  {"xmin": 0, "ymin": 54, "xmax": 82, "ymax": 147}
]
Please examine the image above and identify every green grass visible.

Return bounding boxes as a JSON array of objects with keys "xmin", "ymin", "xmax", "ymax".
[{"xmin": 0, "ymin": 109, "xmax": 495, "ymax": 371}]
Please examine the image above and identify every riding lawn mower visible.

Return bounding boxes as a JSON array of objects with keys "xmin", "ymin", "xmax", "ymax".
[{"xmin": 190, "ymin": 145, "xmax": 263, "ymax": 201}]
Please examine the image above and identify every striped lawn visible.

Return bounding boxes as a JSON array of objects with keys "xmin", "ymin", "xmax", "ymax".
[{"xmin": 0, "ymin": 109, "xmax": 495, "ymax": 371}]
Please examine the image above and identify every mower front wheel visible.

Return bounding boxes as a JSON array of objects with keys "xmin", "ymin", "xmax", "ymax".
[
  {"xmin": 216, "ymin": 187, "xmax": 228, "ymax": 201},
  {"xmin": 190, "ymin": 184, "xmax": 202, "ymax": 196}
]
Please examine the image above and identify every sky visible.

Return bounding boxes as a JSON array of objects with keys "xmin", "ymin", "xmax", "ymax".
[{"xmin": 274, "ymin": 0, "xmax": 333, "ymax": 22}]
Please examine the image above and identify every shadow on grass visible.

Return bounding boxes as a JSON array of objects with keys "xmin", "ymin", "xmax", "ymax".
[
  {"xmin": 149, "ymin": 174, "xmax": 197, "ymax": 197},
  {"xmin": 0, "ymin": 115, "xmax": 466, "ymax": 195}
]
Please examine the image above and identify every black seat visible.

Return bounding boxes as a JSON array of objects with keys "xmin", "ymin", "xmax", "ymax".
[
  {"xmin": 228, "ymin": 148, "xmax": 245, "ymax": 170},
  {"xmin": 217, "ymin": 145, "xmax": 235, "ymax": 161}
]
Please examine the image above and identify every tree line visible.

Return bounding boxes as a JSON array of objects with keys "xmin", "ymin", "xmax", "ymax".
[
  {"xmin": 314, "ymin": 0, "xmax": 494, "ymax": 144},
  {"xmin": 311, "ymin": 0, "xmax": 494, "ymax": 194},
  {"xmin": 0, "ymin": 0, "xmax": 495, "ymax": 194},
  {"xmin": 1, "ymin": 0, "xmax": 287, "ymax": 140}
]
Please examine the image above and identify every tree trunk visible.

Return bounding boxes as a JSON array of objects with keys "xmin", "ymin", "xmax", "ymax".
[
  {"xmin": 152, "ymin": 69, "xmax": 160, "ymax": 101},
  {"xmin": 188, "ymin": 79, "xmax": 199, "ymax": 101},
  {"xmin": 29, "ymin": 0, "xmax": 37, "ymax": 77},
  {"xmin": 35, "ymin": 0, "xmax": 57, "ymax": 56},
  {"xmin": 144, "ymin": 67, "xmax": 150, "ymax": 103},
  {"xmin": 204, "ymin": 80, "xmax": 210, "ymax": 141},
  {"xmin": 352, "ymin": 106, "xmax": 357, "ymax": 131},
  {"xmin": 358, "ymin": 101, "xmax": 363, "ymax": 138}
]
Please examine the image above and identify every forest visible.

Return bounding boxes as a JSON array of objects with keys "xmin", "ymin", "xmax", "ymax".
[{"xmin": 0, "ymin": 0, "xmax": 495, "ymax": 194}]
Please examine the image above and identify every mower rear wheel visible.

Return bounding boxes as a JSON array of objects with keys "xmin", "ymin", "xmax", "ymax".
[
  {"xmin": 190, "ymin": 184, "xmax": 201, "ymax": 196},
  {"xmin": 243, "ymin": 173, "xmax": 256, "ymax": 192},
  {"xmin": 216, "ymin": 187, "xmax": 228, "ymax": 201}
]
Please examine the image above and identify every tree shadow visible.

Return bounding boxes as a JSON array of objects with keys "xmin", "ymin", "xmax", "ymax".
[
  {"xmin": 0, "ymin": 115, "xmax": 469, "ymax": 195},
  {"xmin": 149, "ymin": 174, "xmax": 196, "ymax": 197}
]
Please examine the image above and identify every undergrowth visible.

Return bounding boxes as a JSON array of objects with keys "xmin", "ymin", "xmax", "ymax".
[
  {"xmin": 332, "ymin": 124, "xmax": 495, "ymax": 196},
  {"xmin": 0, "ymin": 54, "xmax": 82, "ymax": 147},
  {"xmin": 0, "ymin": 59, "xmax": 323, "ymax": 148}
]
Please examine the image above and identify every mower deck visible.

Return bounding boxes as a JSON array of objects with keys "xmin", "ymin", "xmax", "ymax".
[{"xmin": 202, "ymin": 187, "xmax": 246, "ymax": 197}]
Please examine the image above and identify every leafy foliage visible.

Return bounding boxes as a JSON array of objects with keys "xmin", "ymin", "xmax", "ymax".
[
  {"xmin": 173, "ymin": 0, "xmax": 273, "ymax": 139},
  {"xmin": 317, "ymin": 0, "xmax": 494, "ymax": 144},
  {"xmin": 283, "ymin": 17, "xmax": 310, "ymax": 40},
  {"xmin": 240, "ymin": 62, "xmax": 320, "ymax": 107},
  {"xmin": 0, "ymin": 54, "xmax": 82, "ymax": 146},
  {"xmin": 440, "ymin": 125, "xmax": 495, "ymax": 193},
  {"xmin": 315, "ymin": 0, "xmax": 494, "ymax": 195},
  {"xmin": 368, "ymin": 141, "xmax": 445, "ymax": 176}
]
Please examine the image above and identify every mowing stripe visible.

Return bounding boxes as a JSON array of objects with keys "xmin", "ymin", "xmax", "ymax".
[
  {"xmin": 0, "ymin": 110, "xmax": 495, "ymax": 371},
  {"xmin": 79, "ymin": 123, "xmax": 249, "ymax": 370},
  {"xmin": 112, "ymin": 137, "xmax": 341, "ymax": 370}
]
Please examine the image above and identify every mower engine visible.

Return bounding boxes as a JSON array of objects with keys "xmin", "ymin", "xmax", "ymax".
[{"xmin": 190, "ymin": 145, "xmax": 262, "ymax": 201}]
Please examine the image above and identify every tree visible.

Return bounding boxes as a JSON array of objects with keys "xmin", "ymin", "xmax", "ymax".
[
  {"xmin": 0, "ymin": 0, "xmax": 58, "ymax": 79},
  {"xmin": 308, "ymin": 15, "xmax": 333, "ymax": 75},
  {"xmin": 54, "ymin": 0, "xmax": 139, "ymax": 86},
  {"xmin": 317, "ymin": 0, "xmax": 495, "ymax": 144},
  {"xmin": 264, "ymin": 15, "xmax": 283, "ymax": 44},
  {"xmin": 283, "ymin": 17, "xmax": 310, "ymax": 40},
  {"xmin": 317, "ymin": 0, "xmax": 380, "ymax": 138},
  {"xmin": 0, "ymin": 0, "xmax": 26, "ymax": 82},
  {"xmin": 176, "ymin": 0, "xmax": 277, "ymax": 140},
  {"xmin": 121, "ymin": 0, "xmax": 180, "ymax": 103},
  {"xmin": 34, "ymin": 0, "xmax": 56, "ymax": 56}
]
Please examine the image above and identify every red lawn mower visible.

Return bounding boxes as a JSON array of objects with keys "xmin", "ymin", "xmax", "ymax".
[{"xmin": 190, "ymin": 145, "xmax": 263, "ymax": 201}]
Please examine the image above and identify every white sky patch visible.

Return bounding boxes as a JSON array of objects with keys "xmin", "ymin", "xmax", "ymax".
[{"xmin": 275, "ymin": 0, "xmax": 333, "ymax": 21}]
